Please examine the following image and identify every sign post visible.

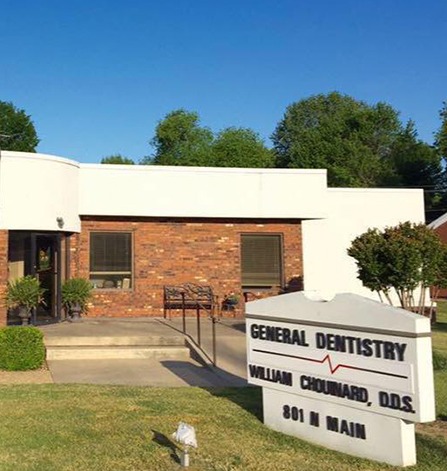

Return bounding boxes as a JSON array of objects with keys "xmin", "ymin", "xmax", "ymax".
[{"xmin": 246, "ymin": 292, "xmax": 435, "ymax": 467}]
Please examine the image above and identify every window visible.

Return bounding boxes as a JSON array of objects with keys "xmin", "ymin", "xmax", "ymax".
[
  {"xmin": 89, "ymin": 232, "xmax": 132, "ymax": 289},
  {"xmin": 241, "ymin": 234, "xmax": 282, "ymax": 288}
]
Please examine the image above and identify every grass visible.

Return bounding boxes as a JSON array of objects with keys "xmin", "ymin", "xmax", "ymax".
[
  {"xmin": 0, "ymin": 306, "xmax": 446, "ymax": 470},
  {"xmin": 0, "ymin": 383, "xmax": 445, "ymax": 471},
  {"xmin": 433, "ymin": 300, "xmax": 447, "ymax": 355}
]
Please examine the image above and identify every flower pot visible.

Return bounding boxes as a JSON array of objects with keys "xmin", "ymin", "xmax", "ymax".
[
  {"xmin": 18, "ymin": 306, "xmax": 31, "ymax": 326},
  {"xmin": 69, "ymin": 303, "xmax": 83, "ymax": 322}
]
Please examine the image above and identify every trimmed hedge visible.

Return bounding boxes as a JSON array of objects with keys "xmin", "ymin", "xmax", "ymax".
[{"xmin": 0, "ymin": 326, "xmax": 45, "ymax": 371}]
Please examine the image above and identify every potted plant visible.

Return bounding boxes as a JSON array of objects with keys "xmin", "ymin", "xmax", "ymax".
[
  {"xmin": 5, "ymin": 276, "xmax": 46, "ymax": 325},
  {"xmin": 61, "ymin": 278, "xmax": 93, "ymax": 321},
  {"xmin": 222, "ymin": 292, "xmax": 239, "ymax": 310}
]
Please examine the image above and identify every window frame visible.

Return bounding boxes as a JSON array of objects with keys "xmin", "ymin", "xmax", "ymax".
[
  {"xmin": 240, "ymin": 233, "xmax": 284, "ymax": 290},
  {"xmin": 89, "ymin": 231, "xmax": 134, "ymax": 290}
]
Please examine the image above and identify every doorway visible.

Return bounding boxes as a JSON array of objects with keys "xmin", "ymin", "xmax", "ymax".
[{"xmin": 8, "ymin": 231, "xmax": 68, "ymax": 324}]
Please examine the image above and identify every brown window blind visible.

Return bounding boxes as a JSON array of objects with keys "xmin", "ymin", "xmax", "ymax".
[
  {"xmin": 241, "ymin": 234, "xmax": 282, "ymax": 287},
  {"xmin": 90, "ymin": 232, "xmax": 132, "ymax": 272}
]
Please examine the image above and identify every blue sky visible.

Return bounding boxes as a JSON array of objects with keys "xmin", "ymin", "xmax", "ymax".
[{"xmin": 1, "ymin": 0, "xmax": 446, "ymax": 163}]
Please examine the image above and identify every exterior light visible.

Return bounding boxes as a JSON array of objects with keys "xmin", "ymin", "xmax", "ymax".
[{"xmin": 56, "ymin": 217, "xmax": 64, "ymax": 228}]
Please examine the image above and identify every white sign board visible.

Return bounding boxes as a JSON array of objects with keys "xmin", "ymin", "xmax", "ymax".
[
  {"xmin": 246, "ymin": 292, "xmax": 436, "ymax": 467},
  {"xmin": 263, "ymin": 389, "xmax": 416, "ymax": 467}
]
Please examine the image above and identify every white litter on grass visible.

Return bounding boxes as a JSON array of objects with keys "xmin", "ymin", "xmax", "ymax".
[{"xmin": 172, "ymin": 422, "xmax": 198, "ymax": 448}]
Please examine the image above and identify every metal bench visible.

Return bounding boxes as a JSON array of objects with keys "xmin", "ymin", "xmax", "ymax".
[{"xmin": 163, "ymin": 283, "xmax": 218, "ymax": 320}]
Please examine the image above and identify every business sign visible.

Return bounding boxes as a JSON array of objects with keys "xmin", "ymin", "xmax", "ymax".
[
  {"xmin": 246, "ymin": 292, "xmax": 435, "ymax": 467},
  {"xmin": 262, "ymin": 388, "xmax": 417, "ymax": 466}
]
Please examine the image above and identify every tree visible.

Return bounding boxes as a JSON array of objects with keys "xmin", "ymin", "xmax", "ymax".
[
  {"xmin": 420, "ymin": 102, "xmax": 447, "ymax": 222},
  {"xmin": 272, "ymin": 92, "xmax": 402, "ymax": 187},
  {"xmin": 435, "ymin": 101, "xmax": 447, "ymax": 162},
  {"xmin": 143, "ymin": 109, "xmax": 213, "ymax": 166},
  {"xmin": 211, "ymin": 127, "xmax": 274, "ymax": 168},
  {"xmin": 386, "ymin": 121, "xmax": 443, "ymax": 220},
  {"xmin": 101, "ymin": 154, "xmax": 135, "ymax": 165},
  {"xmin": 387, "ymin": 121, "xmax": 440, "ymax": 186},
  {"xmin": 348, "ymin": 222, "xmax": 446, "ymax": 317},
  {"xmin": 0, "ymin": 101, "xmax": 39, "ymax": 152}
]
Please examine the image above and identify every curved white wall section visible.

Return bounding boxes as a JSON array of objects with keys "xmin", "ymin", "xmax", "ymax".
[
  {"xmin": 79, "ymin": 165, "xmax": 328, "ymax": 219},
  {"xmin": 0, "ymin": 152, "xmax": 80, "ymax": 232}
]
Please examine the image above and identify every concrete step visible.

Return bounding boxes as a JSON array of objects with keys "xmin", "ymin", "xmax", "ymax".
[
  {"xmin": 44, "ymin": 335, "xmax": 185, "ymax": 347},
  {"xmin": 46, "ymin": 345, "xmax": 191, "ymax": 361}
]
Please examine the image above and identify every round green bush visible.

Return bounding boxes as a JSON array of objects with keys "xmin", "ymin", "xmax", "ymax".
[{"xmin": 0, "ymin": 326, "xmax": 45, "ymax": 371}]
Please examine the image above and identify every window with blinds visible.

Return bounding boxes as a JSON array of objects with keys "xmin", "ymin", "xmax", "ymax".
[
  {"xmin": 241, "ymin": 234, "xmax": 283, "ymax": 288},
  {"xmin": 89, "ymin": 232, "xmax": 132, "ymax": 289}
]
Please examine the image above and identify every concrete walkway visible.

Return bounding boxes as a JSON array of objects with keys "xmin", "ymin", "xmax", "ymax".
[{"xmin": 39, "ymin": 317, "xmax": 247, "ymax": 387}]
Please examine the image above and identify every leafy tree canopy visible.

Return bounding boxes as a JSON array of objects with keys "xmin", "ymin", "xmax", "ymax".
[
  {"xmin": 272, "ymin": 92, "xmax": 403, "ymax": 187},
  {"xmin": 211, "ymin": 127, "xmax": 273, "ymax": 168},
  {"xmin": 435, "ymin": 101, "xmax": 447, "ymax": 162},
  {"xmin": 387, "ymin": 121, "xmax": 441, "ymax": 187},
  {"xmin": 416, "ymin": 102, "xmax": 447, "ymax": 222},
  {"xmin": 143, "ymin": 109, "xmax": 213, "ymax": 166},
  {"xmin": 386, "ymin": 121, "xmax": 443, "ymax": 220},
  {"xmin": 143, "ymin": 109, "xmax": 272, "ymax": 168},
  {"xmin": 0, "ymin": 101, "xmax": 39, "ymax": 152},
  {"xmin": 101, "ymin": 154, "xmax": 135, "ymax": 165},
  {"xmin": 348, "ymin": 222, "xmax": 446, "ymax": 316}
]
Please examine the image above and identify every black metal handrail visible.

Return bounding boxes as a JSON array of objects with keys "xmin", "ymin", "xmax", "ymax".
[{"xmin": 163, "ymin": 283, "xmax": 220, "ymax": 366}]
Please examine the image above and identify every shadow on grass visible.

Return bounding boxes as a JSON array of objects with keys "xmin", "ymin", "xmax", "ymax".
[
  {"xmin": 433, "ymin": 322, "xmax": 447, "ymax": 333},
  {"xmin": 158, "ymin": 360, "xmax": 263, "ymax": 421},
  {"xmin": 209, "ymin": 386, "xmax": 263, "ymax": 421},
  {"xmin": 152, "ymin": 429, "xmax": 180, "ymax": 464}
]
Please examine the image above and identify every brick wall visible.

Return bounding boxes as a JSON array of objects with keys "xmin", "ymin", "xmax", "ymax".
[
  {"xmin": 73, "ymin": 217, "xmax": 303, "ymax": 318},
  {"xmin": 0, "ymin": 231, "xmax": 8, "ymax": 325}
]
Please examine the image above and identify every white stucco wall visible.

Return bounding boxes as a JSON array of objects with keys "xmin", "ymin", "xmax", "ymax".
[
  {"xmin": 79, "ymin": 164, "xmax": 328, "ymax": 219},
  {"xmin": 301, "ymin": 188, "xmax": 425, "ymax": 300},
  {"xmin": 0, "ymin": 152, "xmax": 80, "ymax": 232},
  {"xmin": 0, "ymin": 152, "xmax": 427, "ymax": 303}
]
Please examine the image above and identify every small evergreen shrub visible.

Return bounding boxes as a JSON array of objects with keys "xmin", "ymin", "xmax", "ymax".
[
  {"xmin": 433, "ymin": 350, "xmax": 447, "ymax": 371},
  {"xmin": 0, "ymin": 326, "xmax": 45, "ymax": 371}
]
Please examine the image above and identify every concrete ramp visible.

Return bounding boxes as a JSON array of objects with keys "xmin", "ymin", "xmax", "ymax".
[{"xmin": 39, "ymin": 318, "xmax": 247, "ymax": 387}]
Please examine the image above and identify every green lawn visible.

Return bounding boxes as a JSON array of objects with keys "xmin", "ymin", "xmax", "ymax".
[
  {"xmin": 0, "ymin": 382, "xmax": 445, "ymax": 471},
  {"xmin": 0, "ymin": 307, "xmax": 446, "ymax": 471},
  {"xmin": 433, "ymin": 300, "xmax": 447, "ymax": 355}
]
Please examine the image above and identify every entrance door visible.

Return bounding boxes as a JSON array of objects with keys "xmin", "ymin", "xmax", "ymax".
[
  {"xmin": 30, "ymin": 233, "xmax": 62, "ymax": 323},
  {"xmin": 7, "ymin": 231, "xmax": 65, "ymax": 324}
]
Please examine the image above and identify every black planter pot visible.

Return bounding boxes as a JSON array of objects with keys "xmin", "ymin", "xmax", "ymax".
[
  {"xmin": 69, "ymin": 303, "xmax": 83, "ymax": 322},
  {"xmin": 222, "ymin": 301, "xmax": 238, "ymax": 312},
  {"xmin": 18, "ymin": 307, "xmax": 31, "ymax": 326}
]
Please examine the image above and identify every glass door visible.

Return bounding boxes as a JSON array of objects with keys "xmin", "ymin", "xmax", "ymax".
[{"xmin": 31, "ymin": 233, "xmax": 62, "ymax": 323}]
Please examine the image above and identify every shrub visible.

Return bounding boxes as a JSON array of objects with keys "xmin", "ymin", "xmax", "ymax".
[
  {"xmin": 5, "ymin": 275, "xmax": 45, "ymax": 312},
  {"xmin": 0, "ymin": 326, "xmax": 45, "ymax": 371},
  {"xmin": 348, "ymin": 222, "xmax": 446, "ymax": 314},
  {"xmin": 433, "ymin": 349, "xmax": 447, "ymax": 371},
  {"xmin": 61, "ymin": 278, "xmax": 93, "ymax": 312}
]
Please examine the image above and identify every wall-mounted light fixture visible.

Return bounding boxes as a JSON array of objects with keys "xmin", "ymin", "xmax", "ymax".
[{"xmin": 56, "ymin": 217, "xmax": 64, "ymax": 229}]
